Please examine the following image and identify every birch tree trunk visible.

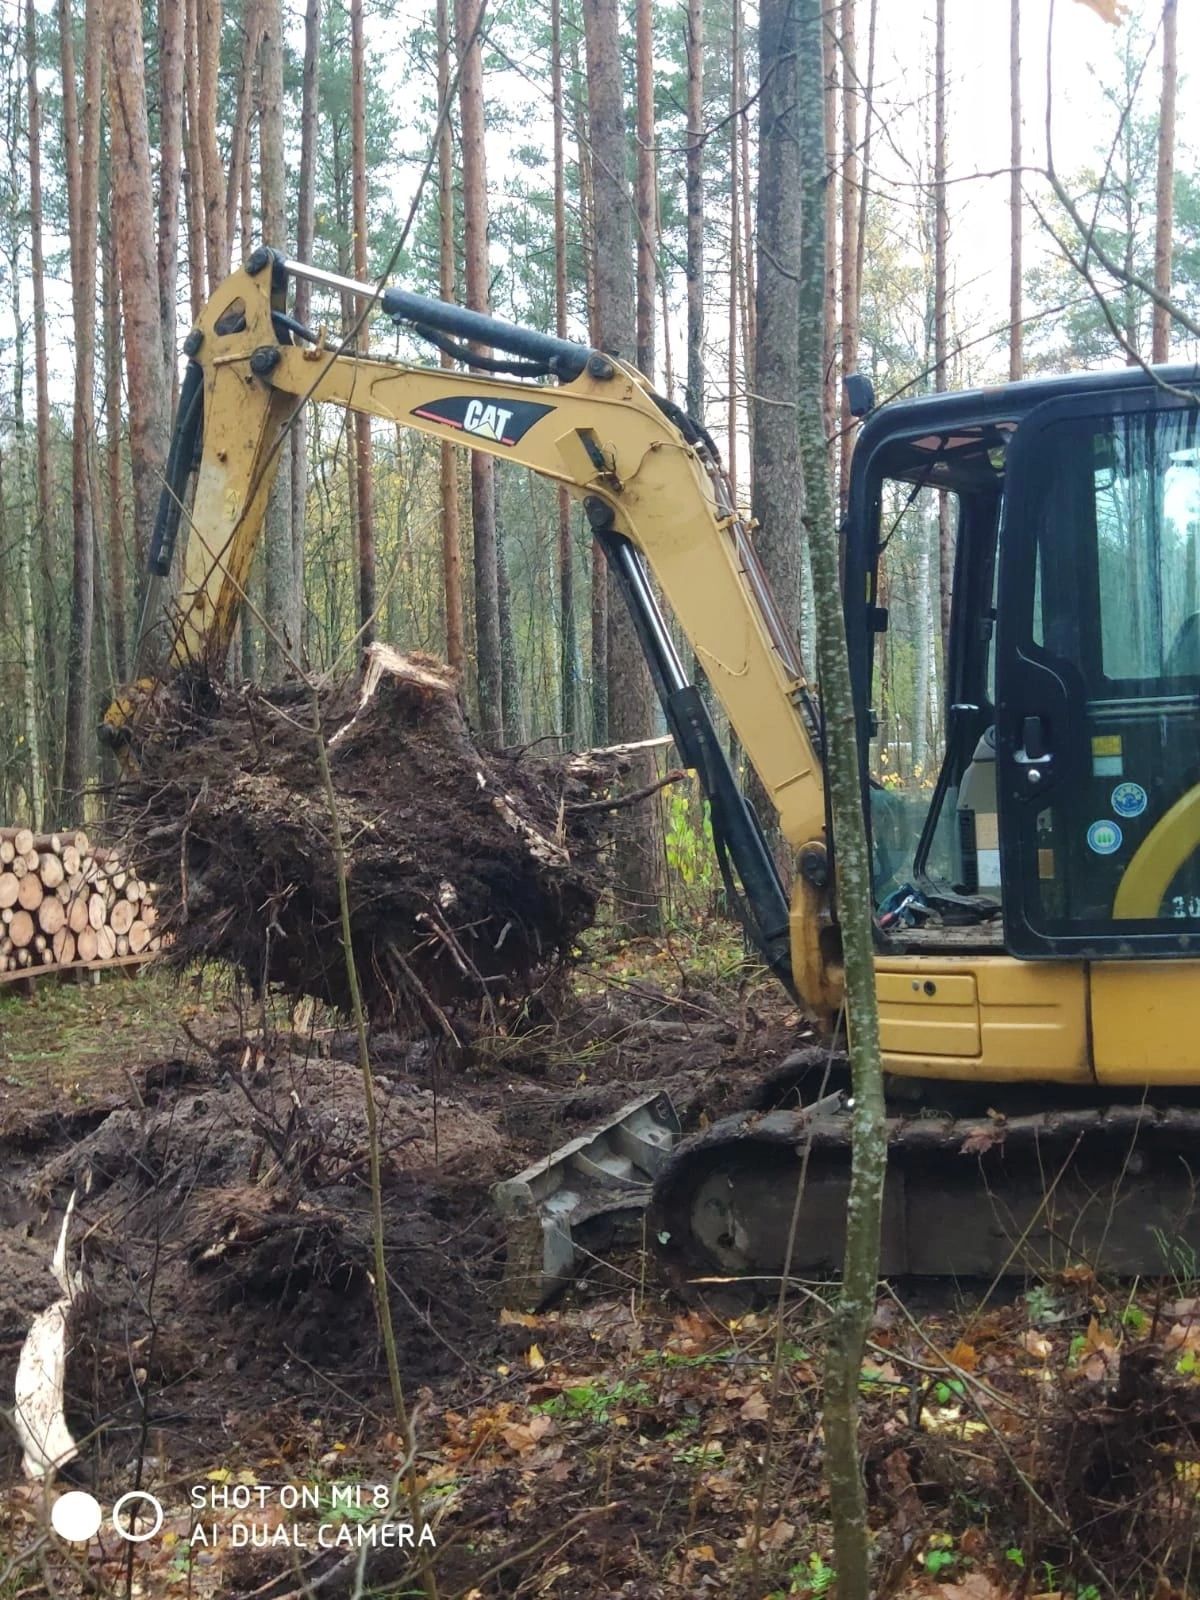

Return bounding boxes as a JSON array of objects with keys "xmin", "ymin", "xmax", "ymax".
[
  {"xmin": 258, "ymin": 0, "xmax": 299, "ymax": 677},
  {"xmin": 1151, "ymin": 0, "xmax": 1177, "ymax": 364},
  {"xmin": 749, "ymin": 0, "xmax": 804, "ymax": 872},
  {"xmin": 798, "ymin": 5, "xmax": 886, "ymax": 1593},
  {"xmin": 582, "ymin": 0, "xmax": 661, "ymax": 932},
  {"xmin": 456, "ymin": 0, "xmax": 502, "ymax": 742},
  {"xmin": 62, "ymin": 0, "xmax": 102, "ymax": 810},
  {"xmin": 552, "ymin": 0, "xmax": 578, "ymax": 740},
  {"xmin": 822, "ymin": 9, "xmax": 838, "ymax": 443},
  {"xmin": 350, "ymin": 0, "xmax": 376, "ymax": 646},
  {"xmin": 436, "ymin": 0, "xmax": 465, "ymax": 677},
  {"xmin": 838, "ymin": 0, "xmax": 859, "ymax": 512}
]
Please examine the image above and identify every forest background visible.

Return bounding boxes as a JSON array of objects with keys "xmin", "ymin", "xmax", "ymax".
[{"xmin": 0, "ymin": 0, "xmax": 1193, "ymax": 883}]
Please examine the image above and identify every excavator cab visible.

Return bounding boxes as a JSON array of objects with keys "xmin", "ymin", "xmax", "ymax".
[{"xmin": 846, "ymin": 369, "xmax": 1200, "ymax": 967}]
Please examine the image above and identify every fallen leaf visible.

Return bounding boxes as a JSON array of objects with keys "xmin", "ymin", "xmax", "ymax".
[
  {"xmin": 736, "ymin": 1515, "xmax": 795, "ymax": 1553},
  {"xmin": 499, "ymin": 1308, "xmax": 541, "ymax": 1329},
  {"xmin": 740, "ymin": 1389, "xmax": 770, "ymax": 1422},
  {"xmin": 946, "ymin": 1340, "xmax": 978, "ymax": 1373},
  {"xmin": 1019, "ymin": 1328, "xmax": 1053, "ymax": 1360},
  {"xmin": 938, "ymin": 1575, "xmax": 1007, "ymax": 1599},
  {"xmin": 960, "ymin": 1121, "xmax": 1006, "ymax": 1156},
  {"xmin": 1163, "ymin": 1298, "xmax": 1200, "ymax": 1322},
  {"xmin": 1060, "ymin": 1262, "xmax": 1095, "ymax": 1286},
  {"xmin": 526, "ymin": 1343, "xmax": 546, "ymax": 1371}
]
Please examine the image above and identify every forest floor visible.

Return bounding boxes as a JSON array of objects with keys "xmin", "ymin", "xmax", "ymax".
[{"xmin": 1, "ymin": 941, "xmax": 1199, "ymax": 1600}]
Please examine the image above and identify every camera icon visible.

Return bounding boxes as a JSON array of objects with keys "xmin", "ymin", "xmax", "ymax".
[{"xmin": 51, "ymin": 1489, "xmax": 165, "ymax": 1544}]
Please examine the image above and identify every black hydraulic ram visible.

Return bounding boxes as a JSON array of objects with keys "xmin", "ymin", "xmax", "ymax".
[{"xmin": 586, "ymin": 500, "xmax": 794, "ymax": 993}]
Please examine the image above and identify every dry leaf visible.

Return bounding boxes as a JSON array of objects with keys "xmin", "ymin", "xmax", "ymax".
[
  {"xmin": 499, "ymin": 1308, "xmax": 541, "ymax": 1329},
  {"xmin": 960, "ymin": 1121, "xmax": 1006, "ymax": 1156},
  {"xmin": 740, "ymin": 1389, "xmax": 770, "ymax": 1422},
  {"xmin": 737, "ymin": 1516, "xmax": 795, "ymax": 1553},
  {"xmin": 938, "ymin": 1575, "xmax": 1007, "ymax": 1600},
  {"xmin": 946, "ymin": 1340, "xmax": 978, "ymax": 1373},
  {"xmin": 1019, "ymin": 1328, "xmax": 1053, "ymax": 1359},
  {"xmin": 525, "ymin": 1343, "xmax": 546, "ymax": 1371}
]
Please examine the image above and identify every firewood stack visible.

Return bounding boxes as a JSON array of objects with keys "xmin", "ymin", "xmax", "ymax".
[{"xmin": 0, "ymin": 827, "xmax": 162, "ymax": 975}]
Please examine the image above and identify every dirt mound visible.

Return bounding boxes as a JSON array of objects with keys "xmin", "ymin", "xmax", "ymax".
[{"xmin": 111, "ymin": 647, "xmax": 623, "ymax": 1019}]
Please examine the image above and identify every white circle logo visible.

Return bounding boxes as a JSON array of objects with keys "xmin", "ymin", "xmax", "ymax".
[
  {"xmin": 111, "ymin": 1490, "xmax": 165, "ymax": 1542},
  {"xmin": 51, "ymin": 1490, "xmax": 104, "ymax": 1544}
]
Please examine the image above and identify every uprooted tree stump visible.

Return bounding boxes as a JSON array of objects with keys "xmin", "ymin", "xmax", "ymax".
[{"xmin": 113, "ymin": 646, "xmax": 639, "ymax": 1021}]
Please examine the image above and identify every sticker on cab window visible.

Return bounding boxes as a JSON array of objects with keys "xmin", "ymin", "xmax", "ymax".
[
  {"xmin": 1091, "ymin": 733, "xmax": 1123, "ymax": 778},
  {"xmin": 1086, "ymin": 819, "xmax": 1123, "ymax": 856},
  {"xmin": 1111, "ymin": 781, "xmax": 1147, "ymax": 819}
]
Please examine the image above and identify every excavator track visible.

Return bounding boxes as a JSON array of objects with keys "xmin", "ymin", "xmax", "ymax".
[{"xmin": 650, "ymin": 1057, "xmax": 1200, "ymax": 1284}]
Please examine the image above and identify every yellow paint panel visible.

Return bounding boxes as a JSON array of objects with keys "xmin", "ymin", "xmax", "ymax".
[
  {"xmin": 874, "ymin": 957, "xmax": 1091, "ymax": 1082},
  {"xmin": 1091, "ymin": 964, "xmax": 1200, "ymax": 1083}
]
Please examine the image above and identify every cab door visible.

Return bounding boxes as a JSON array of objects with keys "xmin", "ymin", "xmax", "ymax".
[{"xmin": 995, "ymin": 384, "xmax": 1200, "ymax": 970}]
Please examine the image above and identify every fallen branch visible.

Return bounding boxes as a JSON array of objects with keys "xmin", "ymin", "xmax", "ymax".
[{"xmin": 566, "ymin": 769, "xmax": 688, "ymax": 815}]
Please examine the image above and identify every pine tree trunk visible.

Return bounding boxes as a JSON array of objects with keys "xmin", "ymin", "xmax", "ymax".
[
  {"xmin": 102, "ymin": 199, "xmax": 128, "ymax": 683},
  {"xmin": 1009, "ymin": 0, "xmax": 1023, "ymax": 380},
  {"xmin": 291, "ymin": 0, "xmax": 320, "ymax": 641},
  {"xmin": 256, "ymin": 0, "xmax": 297, "ymax": 677},
  {"xmin": 838, "ymin": 0, "xmax": 859, "ymax": 512},
  {"xmin": 582, "ymin": 0, "xmax": 661, "ymax": 933},
  {"xmin": 854, "ymin": 0, "xmax": 877, "ymax": 327},
  {"xmin": 224, "ymin": 0, "xmax": 266, "ymax": 265},
  {"xmin": 157, "ymin": 0, "xmax": 185, "ymax": 373},
  {"xmin": 436, "ymin": 0, "xmax": 465, "ymax": 678},
  {"xmin": 552, "ymin": 0, "xmax": 577, "ymax": 741},
  {"xmin": 6, "ymin": 274, "xmax": 45, "ymax": 829},
  {"xmin": 748, "ymin": 0, "xmax": 804, "ymax": 873},
  {"xmin": 684, "ymin": 0, "xmax": 704, "ymax": 421},
  {"xmin": 62, "ymin": 0, "xmax": 103, "ymax": 813},
  {"xmin": 182, "ymin": 0, "xmax": 205, "ymax": 321},
  {"xmin": 197, "ymin": 0, "xmax": 226, "ymax": 285},
  {"xmin": 350, "ymin": 0, "xmax": 376, "ymax": 646},
  {"xmin": 25, "ymin": 0, "xmax": 51, "ymax": 557},
  {"xmin": 1151, "ymin": 0, "xmax": 1177, "ymax": 364},
  {"xmin": 456, "ymin": 0, "xmax": 502, "ymax": 742},
  {"xmin": 798, "ymin": 5, "xmax": 886, "ymax": 1593},
  {"xmin": 635, "ymin": 0, "xmax": 656, "ymax": 380},
  {"xmin": 727, "ymin": 0, "xmax": 740, "ymax": 499}
]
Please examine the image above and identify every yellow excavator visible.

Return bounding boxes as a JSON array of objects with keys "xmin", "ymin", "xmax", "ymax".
[{"xmin": 117, "ymin": 248, "xmax": 1200, "ymax": 1287}]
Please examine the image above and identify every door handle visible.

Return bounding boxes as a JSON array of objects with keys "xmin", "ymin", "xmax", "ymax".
[{"xmin": 1014, "ymin": 714, "xmax": 1053, "ymax": 785}]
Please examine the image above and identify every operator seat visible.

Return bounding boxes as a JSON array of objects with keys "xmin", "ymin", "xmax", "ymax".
[{"xmin": 956, "ymin": 725, "xmax": 1000, "ymax": 896}]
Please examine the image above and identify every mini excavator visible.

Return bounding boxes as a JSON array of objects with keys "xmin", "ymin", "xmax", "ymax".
[{"xmin": 116, "ymin": 248, "xmax": 1200, "ymax": 1290}]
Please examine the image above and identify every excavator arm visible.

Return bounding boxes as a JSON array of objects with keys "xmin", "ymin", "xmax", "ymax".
[{"xmin": 120, "ymin": 249, "xmax": 841, "ymax": 1014}]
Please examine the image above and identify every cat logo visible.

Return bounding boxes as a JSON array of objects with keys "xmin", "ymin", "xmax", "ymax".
[
  {"xmin": 462, "ymin": 400, "xmax": 514, "ymax": 442},
  {"xmin": 410, "ymin": 395, "xmax": 554, "ymax": 447}
]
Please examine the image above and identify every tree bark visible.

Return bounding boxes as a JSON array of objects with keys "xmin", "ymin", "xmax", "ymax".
[
  {"xmin": 456, "ymin": 0, "xmax": 502, "ymax": 743},
  {"xmin": 182, "ymin": 0, "xmax": 205, "ymax": 321},
  {"xmin": 197, "ymin": 0, "xmax": 226, "ymax": 285},
  {"xmin": 635, "ymin": 0, "xmax": 656, "ymax": 380},
  {"xmin": 552, "ymin": 0, "xmax": 577, "ymax": 741},
  {"xmin": 62, "ymin": 0, "xmax": 103, "ymax": 812},
  {"xmin": 822, "ymin": 7, "xmax": 838, "ymax": 443},
  {"xmin": 684, "ymin": 0, "xmax": 704, "ymax": 421},
  {"xmin": 291, "ymin": 0, "xmax": 321, "ymax": 642},
  {"xmin": 157, "ymin": 0, "xmax": 185, "ymax": 373},
  {"xmin": 798, "ymin": 6, "xmax": 886, "ymax": 1596},
  {"xmin": 25, "ymin": 0, "xmax": 51, "ymax": 556},
  {"xmin": 350, "ymin": 0, "xmax": 376, "ymax": 647},
  {"xmin": 838, "ymin": 0, "xmax": 859, "ymax": 512},
  {"xmin": 933, "ymin": 0, "xmax": 952, "ymax": 663},
  {"xmin": 1151, "ymin": 0, "xmax": 1177, "ymax": 364},
  {"xmin": 224, "ymin": 0, "xmax": 266, "ymax": 270},
  {"xmin": 727, "ymin": 0, "xmax": 741, "ymax": 498},
  {"xmin": 102, "ymin": 194, "xmax": 128, "ymax": 684},
  {"xmin": 259, "ymin": 0, "xmax": 299, "ymax": 677},
  {"xmin": 1009, "ymin": 0, "xmax": 1023, "ymax": 380},
  {"xmin": 436, "ymin": 0, "xmax": 465, "ymax": 679},
  {"xmin": 748, "ymin": 0, "xmax": 804, "ymax": 874},
  {"xmin": 582, "ymin": 0, "xmax": 661, "ymax": 933}
]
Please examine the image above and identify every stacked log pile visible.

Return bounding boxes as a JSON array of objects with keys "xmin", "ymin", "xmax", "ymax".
[{"xmin": 0, "ymin": 828, "xmax": 161, "ymax": 976}]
